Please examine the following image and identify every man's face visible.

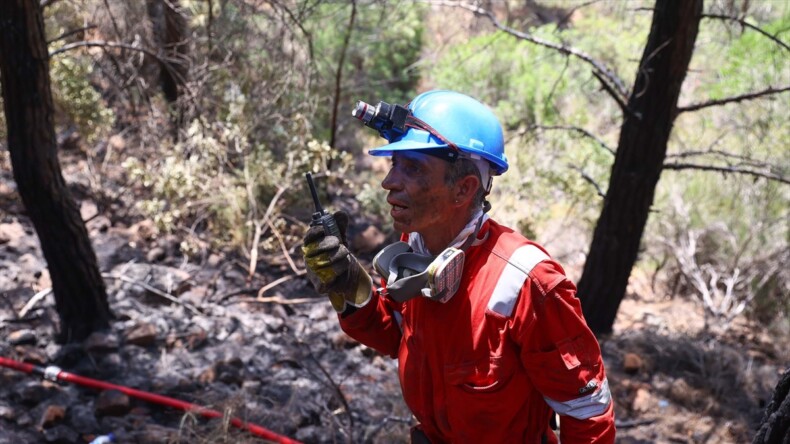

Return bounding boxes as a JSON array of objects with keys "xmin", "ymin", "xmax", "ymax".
[{"xmin": 381, "ymin": 151, "xmax": 455, "ymax": 238}]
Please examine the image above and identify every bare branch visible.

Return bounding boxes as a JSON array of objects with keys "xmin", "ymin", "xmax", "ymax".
[
  {"xmin": 18, "ymin": 288, "xmax": 52, "ymax": 319},
  {"xmin": 50, "ymin": 40, "xmax": 190, "ymax": 98},
  {"xmin": 425, "ymin": 0, "xmax": 629, "ymax": 100},
  {"xmin": 102, "ymin": 0, "xmax": 123, "ymax": 41},
  {"xmin": 557, "ymin": 0, "xmax": 601, "ymax": 29},
  {"xmin": 568, "ymin": 165, "xmax": 606, "ymax": 198},
  {"xmin": 666, "ymin": 149, "xmax": 775, "ymax": 170},
  {"xmin": 266, "ymin": 218, "xmax": 302, "ymax": 275},
  {"xmin": 662, "ymin": 162, "xmax": 789, "ymax": 185},
  {"xmin": 329, "ymin": 0, "xmax": 357, "ymax": 150},
  {"xmin": 256, "ymin": 272, "xmax": 305, "ymax": 299},
  {"xmin": 102, "ymin": 273, "xmax": 204, "ymax": 316},
  {"xmin": 270, "ymin": 0, "xmax": 315, "ymax": 62},
  {"xmin": 529, "ymin": 124, "xmax": 615, "ymax": 155},
  {"xmin": 50, "ymin": 39, "xmax": 162, "ymax": 61},
  {"xmin": 702, "ymin": 13, "xmax": 790, "ymax": 53},
  {"xmin": 677, "ymin": 85, "xmax": 790, "ymax": 113},
  {"xmin": 592, "ymin": 70, "xmax": 632, "ymax": 117}
]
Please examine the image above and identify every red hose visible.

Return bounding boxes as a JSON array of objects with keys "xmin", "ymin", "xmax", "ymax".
[{"xmin": 0, "ymin": 356, "xmax": 302, "ymax": 444}]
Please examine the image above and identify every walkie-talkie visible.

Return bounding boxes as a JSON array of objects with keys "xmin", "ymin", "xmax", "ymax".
[{"xmin": 305, "ymin": 172, "xmax": 341, "ymax": 238}]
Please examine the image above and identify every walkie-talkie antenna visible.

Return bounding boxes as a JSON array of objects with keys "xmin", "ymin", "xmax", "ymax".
[
  {"xmin": 304, "ymin": 172, "xmax": 341, "ymax": 238},
  {"xmin": 305, "ymin": 173, "xmax": 323, "ymax": 213}
]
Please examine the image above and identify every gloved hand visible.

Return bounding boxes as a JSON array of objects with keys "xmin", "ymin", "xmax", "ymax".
[{"xmin": 302, "ymin": 211, "xmax": 372, "ymax": 314}]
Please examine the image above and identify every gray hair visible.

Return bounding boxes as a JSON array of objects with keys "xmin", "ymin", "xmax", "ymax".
[{"xmin": 444, "ymin": 157, "xmax": 486, "ymax": 209}]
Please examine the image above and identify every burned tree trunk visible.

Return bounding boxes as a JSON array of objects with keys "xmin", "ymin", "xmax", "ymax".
[
  {"xmin": 753, "ymin": 367, "xmax": 790, "ymax": 444},
  {"xmin": 577, "ymin": 0, "xmax": 703, "ymax": 334},
  {"xmin": 0, "ymin": 0, "xmax": 112, "ymax": 343},
  {"xmin": 146, "ymin": 0, "xmax": 189, "ymax": 126}
]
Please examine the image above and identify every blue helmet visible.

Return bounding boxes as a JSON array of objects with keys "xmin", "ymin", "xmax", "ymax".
[{"xmin": 367, "ymin": 90, "xmax": 508, "ymax": 175}]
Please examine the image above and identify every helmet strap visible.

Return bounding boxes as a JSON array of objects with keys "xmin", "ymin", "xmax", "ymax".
[{"xmin": 405, "ymin": 115, "xmax": 461, "ymax": 153}]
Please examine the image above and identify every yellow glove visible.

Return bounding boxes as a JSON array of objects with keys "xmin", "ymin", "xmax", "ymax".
[{"xmin": 302, "ymin": 211, "xmax": 372, "ymax": 315}]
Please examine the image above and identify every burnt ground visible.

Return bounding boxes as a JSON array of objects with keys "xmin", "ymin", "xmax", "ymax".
[{"xmin": 0, "ymin": 148, "xmax": 787, "ymax": 444}]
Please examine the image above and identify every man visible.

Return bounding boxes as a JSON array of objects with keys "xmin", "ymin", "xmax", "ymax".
[{"xmin": 303, "ymin": 90, "xmax": 615, "ymax": 443}]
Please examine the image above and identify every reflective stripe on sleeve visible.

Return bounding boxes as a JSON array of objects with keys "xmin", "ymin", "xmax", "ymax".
[
  {"xmin": 543, "ymin": 378, "xmax": 612, "ymax": 420},
  {"xmin": 487, "ymin": 244, "xmax": 549, "ymax": 317}
]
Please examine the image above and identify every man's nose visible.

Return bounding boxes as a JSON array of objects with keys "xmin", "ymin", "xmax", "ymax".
[{"xmin": 381, "ymin": 167, "xmax": 400, "ymax": 191}]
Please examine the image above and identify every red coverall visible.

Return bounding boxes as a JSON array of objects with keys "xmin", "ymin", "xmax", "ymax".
[{"xmin": 339, "ymin": 219, "xmax": 616, "ymax": 443}]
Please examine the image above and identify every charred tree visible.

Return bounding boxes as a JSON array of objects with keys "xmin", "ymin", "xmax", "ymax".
[
  {"xmin": 753, "ymin": 367, "xmax": 790, "ymax": 444},
  {"xmin": 577, "ymin": 0, "xmax": 704, "ymax": 334},
  {"xmin": 146, "ymin": 0, "xmax": 189, "ymax": 125},
  {"xmin": 0, "ymin": 0, "xmax": 112, "ymax": 343}
]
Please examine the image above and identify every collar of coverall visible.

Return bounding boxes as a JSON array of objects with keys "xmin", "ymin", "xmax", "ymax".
[{"xmin": 408, "ymin": 209, "xmax": 489, "ymax": 256}]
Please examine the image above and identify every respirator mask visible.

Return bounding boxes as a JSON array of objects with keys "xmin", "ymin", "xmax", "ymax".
[{"xmin": 371, "ymin": 213, "xmax": 486, "ymax": 304}]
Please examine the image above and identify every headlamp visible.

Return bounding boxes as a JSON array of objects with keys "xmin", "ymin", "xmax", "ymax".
[{"xmin": 352, "ymin": 100, "xmax": 410, "ymax": 141}]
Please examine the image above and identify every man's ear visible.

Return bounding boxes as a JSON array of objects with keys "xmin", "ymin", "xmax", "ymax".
[{"xmin": 454, "ymin": 174, "xmax": 481, "ymax": 205}]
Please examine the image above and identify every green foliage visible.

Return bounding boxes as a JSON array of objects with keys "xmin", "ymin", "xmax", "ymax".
[
  {"xmin": 123, "ymin": 118, "xmax": 353, "ymax": 256},
  {"xmin": 309, "ymin": 1, "xmax": 424, "ymax": 138},
  {"xmin": 423, "ymin": 13, "xmax": 650, "ymax": 238},
  {"xmin": 50, "ymin": 57, "xmax": 116, "ymax": 144},
  {"xmin": 702, "ymin": 14, "xmax": 790, "ymax": 98},
  {"xmin": 429, "ymin": 31, "xmax": 568, "ymax": 127},
  {"xmin": 43, "ymin": 0, "xmax": 115, "ymax": 144}
]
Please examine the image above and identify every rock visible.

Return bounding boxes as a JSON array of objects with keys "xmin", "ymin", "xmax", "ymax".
[
  {"xmin": 0, "ymin": 404, "xmax": 16, "ymax": 421},
  {"xmin": 86, "ymin": 215, "xmax": 112, "ymax": 234},
  {"xmin": 96, "ymin": 353, "xmax": 124, "ymax": 375},
  {"xmin": 68, "ymin": 404, "xmax": 99, "ymax": 433},
  {"xmin": 179, "ymin": 285, "xmax": 209, "ymax": 306},
  {"xmin": 0, "ymin": 221, "xmax": 25, "ymax": 245},
  {"xmin": 17, "ymin": 413, "xmax": 33, "ymax": 427},
  {"xmin": 38, "ymin": 404, "xmax": 67, "ymax": 429},
  {"xmin": 623, "ymin": 352, "xmax": 643, "ymax": 374},
  {"xmin": 84, "ymin": 331, "xmax": 120, "ymax": 353},
  {"xmin": 130, "ymin": 219, "xmax": 157, "ymax": 243},
  {"xmin": 146, "ymin": 246, "xmax": 167, "ymax": 262},
  {"xmin": 198, "ymin": 366, "xmax": 217, "ymax": 384},
  {"xmin": 15, "ymin": 345, "xmax": 48, "ymax": 365},
  {"xmin": 36, "ymin": 269, "xmax": 52, "ymax": 292},
  {"xmin": 8, "ymin": 329, "xmax": 37, "ymax": 346},
  {"xmin": 207, "ymin": 253, "xmax": 223, "ymax": 267},
  {"xmin": 80, "ymin": 200, "xmax": 99, "ymax": 222},
  {"xmin": 669, "ymin": 378, "xmax": 708, "ymax": 409},
  {"xmin": 331, "ymin": 331, "xmax": 358, "ymax": 350},
  {"xmin": 199, "ymin": 357, "xmax": 244, "ymax": 386},
  {"xmin": 187, "ymin": 329, "xmax": 209, "ymax": 350},
  {"xmin": 137, "ymin": 424, "xmax": 178, "ymax": 442},
  {"xmin": 124, "ymin": 323, "xmax": 158, "ymax": 347},
  {"xmin": 108, "ymin": 134, "xmax": 126, "ymax": 151},
  {"xmin": 631, "ymin": 387, "xmax": 653, "ymax": 413},
  {"xmin": 16, "ymin": 381, "xmax": 50, "ymax": 406},
  {"xmin": 94, "ymin": 390, "xmax": 131, "ymax": 417},
  {"xmin": 41, "ymin": 424, "xmax": 78, "ymax": 443},
  {"xmin": 352, "ymin": 225, "xmax": 387, "ymax": 254}
]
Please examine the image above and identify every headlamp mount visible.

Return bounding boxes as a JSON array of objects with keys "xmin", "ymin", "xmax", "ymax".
[{"xmin": 352, "ymin": 100, "xmax": 410, "ymax": 141}]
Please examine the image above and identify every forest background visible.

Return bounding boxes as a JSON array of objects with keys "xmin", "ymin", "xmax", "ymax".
[{"xmin": 0, "ymin": 0, "xmax": 788, "ymax": 443}]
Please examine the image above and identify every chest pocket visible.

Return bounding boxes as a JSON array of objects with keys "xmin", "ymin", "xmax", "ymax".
[
  {"xmin": 441, "ymin": 347, "xmax": 533, "ymax": 441},
  {"xmin": 445, "ymin": 354, "xmax": 514, "ymax": 393}
]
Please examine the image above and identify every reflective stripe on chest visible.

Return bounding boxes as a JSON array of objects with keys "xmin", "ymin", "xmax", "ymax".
[{"xmin": 487, "ymin": 244, "xmax": 550, "ymax": 317}]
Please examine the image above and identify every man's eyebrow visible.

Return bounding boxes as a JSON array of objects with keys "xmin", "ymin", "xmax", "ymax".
[{"xmin": 399, "ymin": 152, "xmax": 429, "ymax": 165}]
